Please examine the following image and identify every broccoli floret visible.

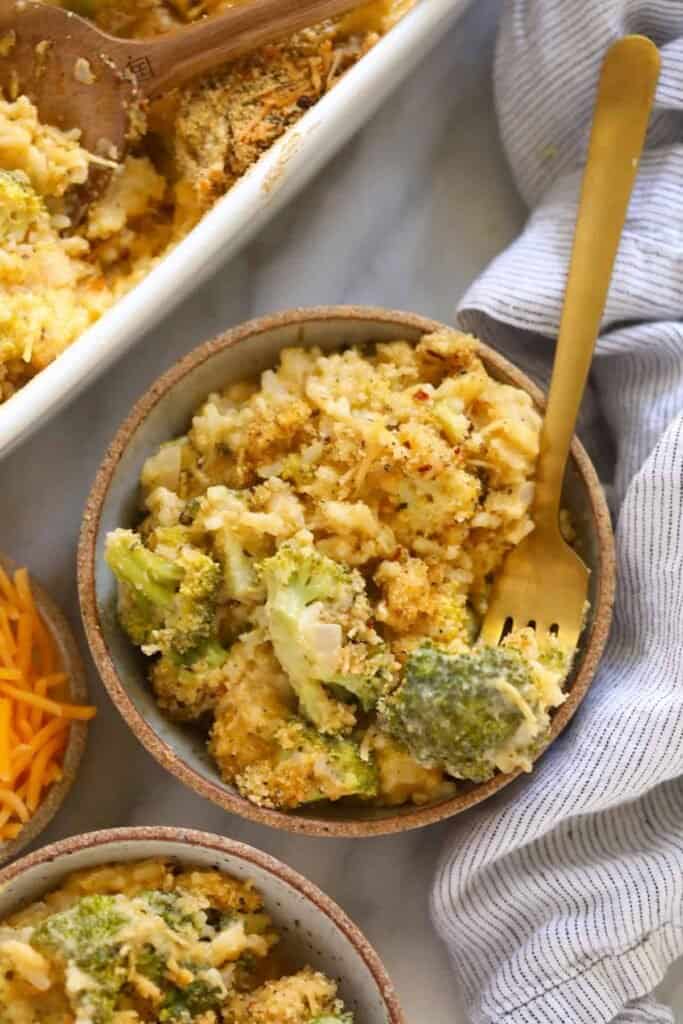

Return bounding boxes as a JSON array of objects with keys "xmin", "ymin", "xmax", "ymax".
[
  {"xmin": 74, "ymin": 945, "xmax": 129, "ymax": 1023},
  {"xmin": 331, "ymin": 640, "xmax": 396, "ymax": 712},
  {"xmin": 32, "ymin": 894, "xmax": 129, "ymax": 960},
  {"xmin": 135, "ymin": 943, "xmax": 167, "ymax": 986},
  {"xmin": 0, "ymin": 170, "xmax": 42, "ymax": 242},
  {"xmin": 32, "ymin": 895, "xmax": 130, "ymax": 1023},
  {"xmin": 147, "ymin": 523, "xmax": 196, "ymax": 555},
  {"xmin": 106, "ymin": 528, "xmax": 221, "ymax": 657},
  {"xmin": 261, "ymin": 538, "xmax": 375, "ymax": 734},
  {"xmin": 139, "ymin": 890, "xmax": 207, "ymax": 939},
  {"xmin": 236, "ymin": 722, "xmax": 378, "ymax": 809},
  {"xmin": 159, "ymin": 976, "xmax": 225, "ymax": 1022},
  {"xmin": 331, "ymin": 674, "xmax": 384, "ymax": 712},
  {"xmin": 151, "ymin": 639, "xmax": 230, "ymax": 721},
  {"xmin": 380, "ymin": 644, "xmax": 547, "ymax": 782}
]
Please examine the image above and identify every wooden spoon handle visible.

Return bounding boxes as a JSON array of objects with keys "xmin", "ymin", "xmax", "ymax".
[
  {"xmin": 532, "ymin": 35, "xmax": 660, "ymax": 526},
  {"xmin": 121, "ymin": 0, "xmax": 360, "ymax": 99}
]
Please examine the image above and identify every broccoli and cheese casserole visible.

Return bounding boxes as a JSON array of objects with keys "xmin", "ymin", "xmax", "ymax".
[
  {"xmin": 0, "ymin": 858, "xmax": 353, "ymax": 1023},
  {"xmin": 0, "ymin": 0, "xmax": 411, "ymax": 402},
  {"xmin": 105, "ymin": 329, "xmax": 575, "ymax": 812}
]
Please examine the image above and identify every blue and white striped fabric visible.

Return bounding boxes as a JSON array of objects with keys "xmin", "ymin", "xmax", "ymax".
[{"xmin": 431, "ymin": 3, "xmax": 683, "ymax": 1023}]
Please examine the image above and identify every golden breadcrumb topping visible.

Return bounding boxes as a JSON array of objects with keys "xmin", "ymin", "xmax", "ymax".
[{"xmin": 0, "ymin": 0, "xmax": 412, "ymax": 401}]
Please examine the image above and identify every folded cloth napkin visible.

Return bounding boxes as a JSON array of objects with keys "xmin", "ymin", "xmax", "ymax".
[{"xmin": 431, "ymin": 4, "xmax": 683, "ymax": 1023}]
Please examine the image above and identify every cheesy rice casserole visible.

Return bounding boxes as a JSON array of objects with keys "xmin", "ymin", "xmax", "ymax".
[
  {"xmin": 0, "ymin": 0, "xmax": 411, "ymax": 402},
  {"xmin": 105, "ymin": 330, "xmax": 574, "ymax": 813},
  {"xmin": 0, "ymin": 857, "xmax": 353, "ymax": 1023}
]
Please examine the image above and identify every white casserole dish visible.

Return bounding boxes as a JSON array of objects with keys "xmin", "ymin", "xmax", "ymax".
[{"xmin": 0, "ymin": 0, "xmax": 471, "ymax": 458}]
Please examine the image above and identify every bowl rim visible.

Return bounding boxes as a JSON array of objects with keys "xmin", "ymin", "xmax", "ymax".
[
  {"xmin": 0, "ymin": 554, "xmax": 90, "ymax": 864},
  {"xmin": 0, "ymin": 824, "xmax": 405, "ymax": 1024},
  {"xmin": 77, "ymin": 305, "xmax": 616, "ymax": 838}
]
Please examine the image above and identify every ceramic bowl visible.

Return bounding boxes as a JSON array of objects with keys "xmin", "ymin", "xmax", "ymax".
[
  {"xmin": 78, "ymin": 306, "xmax": 615, "ymax": 837},
  {"xmin": 0, "ymin": 555, "xmax": 89, "ymax": 864},
  {"xmin": 0, "ymin": 825, "xmax": 403, "ymax": 1023}
]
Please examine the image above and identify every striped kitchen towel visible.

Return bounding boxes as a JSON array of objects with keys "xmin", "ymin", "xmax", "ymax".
[{"xmin": 431, "ymin": 3, "xmax": 683, "ymax": 1023}]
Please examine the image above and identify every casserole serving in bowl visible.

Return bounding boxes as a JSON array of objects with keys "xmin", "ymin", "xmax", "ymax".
[
  {"xmin": 0, "ymin": 825, "xmax": 404, "ymax": 1022},
  {"xmin": 0, "ymin": 0, "xmax": 472, "ymax": 459},
  {"xmin": 78, "ymin": 306, "xmax": 615, "ymax": 837}
]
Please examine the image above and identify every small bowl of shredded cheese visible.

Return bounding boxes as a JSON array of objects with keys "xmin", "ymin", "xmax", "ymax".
[{"xmin": 0, "ymin": 555, "xmax": 95, "ymax": 862}]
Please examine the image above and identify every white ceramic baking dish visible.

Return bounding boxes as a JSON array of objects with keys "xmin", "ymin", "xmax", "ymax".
[{"xmin": 0, "ymin": 0, "xmax": 471, "ymax": 458}]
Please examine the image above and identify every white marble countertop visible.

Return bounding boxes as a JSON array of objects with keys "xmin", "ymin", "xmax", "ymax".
[{"xmin": 2, "ymin": 1, "xmax": 682, "ymax": 1020}]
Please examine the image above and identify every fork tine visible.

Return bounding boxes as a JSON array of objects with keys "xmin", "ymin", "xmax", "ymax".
[{"xmin": 479, "ymin": 614, "xmax": 509, "ymax": 647}]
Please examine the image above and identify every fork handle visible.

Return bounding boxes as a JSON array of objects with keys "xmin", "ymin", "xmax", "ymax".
[
  {"xmin": 118, "ymin": 0, "xmax": 360, "ymax": 99},
  {"xmin": 533, "ymin": 35, "xmax": 659, "ymax": 526}
]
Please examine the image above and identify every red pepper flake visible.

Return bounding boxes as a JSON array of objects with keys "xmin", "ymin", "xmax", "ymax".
[
  {"xmin": 414, "ymin": 389, "xmax": 429, "ymax": 401},
  {"xmin": 418, "ymin": 464, "xmax": 432, "ymax": 473}
]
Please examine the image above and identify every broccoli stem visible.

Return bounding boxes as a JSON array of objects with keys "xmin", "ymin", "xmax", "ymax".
[
  {"xmin": 200, "ymin": 639, "xmax": 230, "ymax": 668},
  {"xmin": 106, "ymin": 531, "xmax": 182, "ymax": 608}
]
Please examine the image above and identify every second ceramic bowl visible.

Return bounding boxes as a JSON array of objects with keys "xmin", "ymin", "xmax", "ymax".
[
  {"xmin": 78, "ymin": 307, "xmax": 615, "ymax": 837},
  {"xmin": 0, "ymin": 825, "xmax": 403, "ymax": 1022}
]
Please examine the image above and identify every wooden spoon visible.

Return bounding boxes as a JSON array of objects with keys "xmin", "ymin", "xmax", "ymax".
[{"xmin": 0, "ymin": 0, "xmax": 360, "ymax": 162}]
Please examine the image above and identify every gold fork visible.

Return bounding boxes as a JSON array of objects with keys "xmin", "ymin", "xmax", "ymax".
[{"xmin": 480, "ymin": 35, "xmax": 660, "ymax": 650}]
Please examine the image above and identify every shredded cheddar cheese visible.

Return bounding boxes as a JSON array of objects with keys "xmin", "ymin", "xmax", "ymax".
[{"xmin": 0, "ymin": 563, "xmax": 96, "ymax": 840}]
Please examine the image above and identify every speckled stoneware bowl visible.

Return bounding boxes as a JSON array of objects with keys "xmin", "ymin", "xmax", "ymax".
[
  {"xmin": 0, "ymin": 555, "xmax": 89, "ymax": 864},
  {"xmin": 0, "ymin": 825, "xmax": 404, "ymax": 1023},
  {"xmin": 78, "ymin": 307, "xmax": 615, "ymax": 837}
]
